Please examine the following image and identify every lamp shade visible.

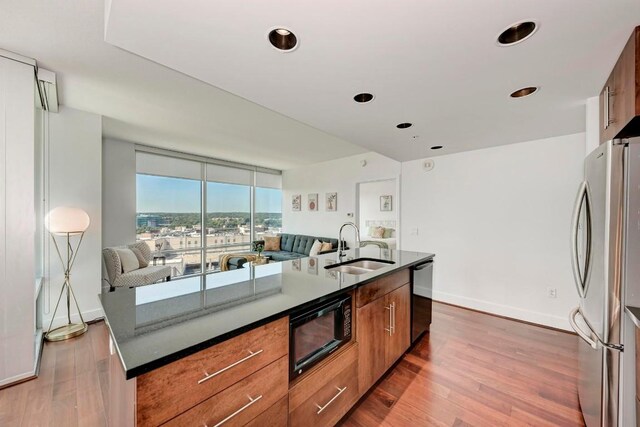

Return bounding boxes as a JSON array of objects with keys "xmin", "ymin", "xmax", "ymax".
[{"xmin": 45, "ymin": 207, "xmax": 90, "ymax": 235}]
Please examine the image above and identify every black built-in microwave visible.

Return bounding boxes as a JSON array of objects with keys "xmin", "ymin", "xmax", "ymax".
[{"xmin": 289, "ymin": 294, "xmax": 352, "ymax": 380}]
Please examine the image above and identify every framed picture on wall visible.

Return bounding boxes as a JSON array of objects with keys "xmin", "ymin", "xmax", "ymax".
[
  {"xmin": 326, "ymin": 192, "xmax": 337, "ymax": 212},
  {"xmin": 292, "ymin": 194, "xmax": 301, "ymax": 211},
  {"xmin": 380, "ymin": 195, "xmax": 392, "ymax": 211},
  {"xmin": 308, "ymin": 193, "xmax": 318, "ymax": 211}
]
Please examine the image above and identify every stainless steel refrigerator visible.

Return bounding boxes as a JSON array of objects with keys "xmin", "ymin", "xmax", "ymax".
[{"xmin": 569, "ymin": 137, "xmax": 640, "ymax": 427}]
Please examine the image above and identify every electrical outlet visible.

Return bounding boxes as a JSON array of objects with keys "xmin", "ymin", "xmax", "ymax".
[
  {"xmin": 547, "ymin": 287, "xmax": 557, "ymax": 298},
  {"xmin": 411, "ymin": 227, "xmax": 419, "ymax": 235}
]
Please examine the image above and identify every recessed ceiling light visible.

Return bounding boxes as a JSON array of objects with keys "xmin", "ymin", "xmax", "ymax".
[
  {"xmin": 510, "ymin": 86, "xmax": 539, "ymax": 98},
  {"xmin": 396, "ymin": 123, "xmax": 412, "ymax": 129},
  {"xmin": 431, "ymin": 145, "xmax": 443, "ymax": 150},
  {"xmin": 268, "ymin": 28, "xmax": 297, "ymax": 51},
  {"xmin": 497, "ymin": 21, "xmax": 537, "ymax": 46},
  {"xmin": 353, "ymin": 93, "xmax": 374, "ymax": 103}
]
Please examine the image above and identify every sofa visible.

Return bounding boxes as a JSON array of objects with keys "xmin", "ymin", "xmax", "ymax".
[
  {"xmin": 103, "ymin": 242, "xmax": 172, "ymax": 290},
  {"xmin": 223, "ymin": 233, "xmax": 346, "ymax": 270}
]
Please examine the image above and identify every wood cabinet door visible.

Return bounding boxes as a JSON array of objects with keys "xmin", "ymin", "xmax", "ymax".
[
  {"xmin": 600, "ymin": 26, "xmax": 639, "ymax": 143},
  {"xmin": 356, "ymin": 296, "xmax": 388, "ymax": 394},
  {"xmin": 385, "ymin": 284, "xmax": 411, "ymax": 368},
  {"xmin": 600, "ymin": 72, "xmax": 618, "ymax": 143}
]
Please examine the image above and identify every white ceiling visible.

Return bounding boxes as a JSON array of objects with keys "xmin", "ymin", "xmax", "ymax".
[
  {"xmin": 104, "ymin": 0, "xmax": 639, "ymax": 161},
  {"xmin": 0, "ymin": 0, "xmax": 367, "ymax": 170}
]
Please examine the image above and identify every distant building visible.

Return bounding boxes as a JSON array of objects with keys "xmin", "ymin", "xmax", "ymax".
[{"xmin": 137, "ymin": 214, "xmax": 162, "ymax": 228}]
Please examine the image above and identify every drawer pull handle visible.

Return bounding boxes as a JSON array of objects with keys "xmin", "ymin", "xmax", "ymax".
[
  {"xmin": 204, "ymin": 394, "xmax": 263, "ymax": 427},
  {"xmin": 198, "ymin": 349, "xmax": 264, "ymax": 384},
  {"xmin": 391, "ymin": 302, "xmax": 396, "ymax": 335},
  {"xmin": 384, "ymin": 305, "xmax": 394, "ymax": 336},
  {"xmin": 315, "ymin": 386, "xmax": 347, "ymax": 415}
]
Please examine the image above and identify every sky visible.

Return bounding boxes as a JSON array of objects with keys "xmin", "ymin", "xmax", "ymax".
[{"xmin": 136, "ymin": 174, "xmax": 282, "ymax": 213}]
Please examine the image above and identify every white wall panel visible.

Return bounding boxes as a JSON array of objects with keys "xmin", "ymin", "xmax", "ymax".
[
  {"xmin": 401, "ymin": 133, "xmax": 586, "ymax": 330},
  {"xmin": 46, "ymin": 106, "xmax": 103, "ymax": 326},
  {"xmin": 0, "ymin": 56, "xmax": 37, "ymax": 386}
]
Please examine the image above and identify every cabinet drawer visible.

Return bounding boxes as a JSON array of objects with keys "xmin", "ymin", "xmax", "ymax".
[
  {"xmin": 164, "ymin": 356, "xmax": 288, "ymax": 427},
  {"xmin": 137, "ymin": 317, "xmax": 288, "ymax": 426},
  {"xmin": 289, "ymin": 344, "xmax": 359, "ymax": 427},
  {"xmin": 356, "ymin": 269, "xmax": 410, "ymax": 307},
  {"xmin": 245, "ymin": 396, "xmax": 288, "ymax": 427}
]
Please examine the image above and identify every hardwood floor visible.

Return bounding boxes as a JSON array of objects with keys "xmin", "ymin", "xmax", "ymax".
[
  {"xmin": 0, "ymin": 302, "xmax": 584, "ymax": 426},
  {"xmin": 0, "ymin": 322, "xmax": 110, "ymax": 426},
  {"xmin": 341, "ymin": 303, "xmax": 584, "ymax": 427}
]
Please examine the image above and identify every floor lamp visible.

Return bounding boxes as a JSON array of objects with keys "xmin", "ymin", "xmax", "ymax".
[{"xmin": 44, "ymin": 206, "xmax": 91, "ymax": 342}]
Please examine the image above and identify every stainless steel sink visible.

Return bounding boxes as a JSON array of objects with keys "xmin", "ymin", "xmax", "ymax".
[
  {"xmin": 347, "ymin": 260, "xmax": 392, "ymax": 270},
  {"xmin": 328, "ymin": 265, "xmax": 373, "ymax": 275},
  {"xmin": 325, "ymin": 258, "xmax": 395, "ymax": 275}
]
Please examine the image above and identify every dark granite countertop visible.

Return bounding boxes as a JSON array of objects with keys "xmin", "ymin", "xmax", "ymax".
[
  {"xmin": 100, "ymin": 247, "xmax": 434, "ymax": 379},
  {"xmin": 625, "ymin": 306, "xmax": 640, "ymax": 328}
]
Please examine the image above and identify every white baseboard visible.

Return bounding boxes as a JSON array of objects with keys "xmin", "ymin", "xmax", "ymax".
[
  {"xmin": 433, "ymin": 290, "xmax": 571, "ymax": 331},
  {"xmin": 43, "ymin": 307, "xmax": 104, "ymax": 330},
  {"xmin": 0, "ymin": 370, "xmax": 36, "ymax": 388},
  {"xmin": 0, "ymin": 330, "xmax": 44, "ymax": 388}
]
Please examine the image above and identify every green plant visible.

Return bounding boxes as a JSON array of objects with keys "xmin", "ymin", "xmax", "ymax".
[{"xmin": 252, "ymin": 241, "xmax": 265, "ymax": 257}]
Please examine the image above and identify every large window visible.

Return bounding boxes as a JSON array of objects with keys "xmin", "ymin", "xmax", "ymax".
[
  {"xmin": 255, "ymin": 187, "xmax": 282, "ymax": 238},
  {"xmin": 135, "ymin": 151, "xmax": 282, "ymax": 280}
]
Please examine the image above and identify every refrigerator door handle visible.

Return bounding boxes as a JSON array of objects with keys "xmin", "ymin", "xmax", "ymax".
[
  {"xmin": 570, "ymin": 181, "xmax": 592, "ymax": 298},
  {"xmin": 569, "ymin": 307, "xmax": 598, "ymax": 349},
  {"xmin": 569, "ymin": 307, "xmax": 624, "ymax": 352}
]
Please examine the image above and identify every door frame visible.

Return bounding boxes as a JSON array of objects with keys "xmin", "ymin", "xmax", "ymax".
[{"xmin": 355, "ymin": 175, "xmax": 401, "ymax": 249}]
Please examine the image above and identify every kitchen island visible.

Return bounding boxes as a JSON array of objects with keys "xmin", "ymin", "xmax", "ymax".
[{"xmin": 102, "ymin": 247, "xmax": 434, "ymax": 426}]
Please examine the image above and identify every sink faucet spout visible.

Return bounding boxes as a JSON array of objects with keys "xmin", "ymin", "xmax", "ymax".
[{"xmin": 337, "ymin": 222, "xmax": 360, "ymax": 261}]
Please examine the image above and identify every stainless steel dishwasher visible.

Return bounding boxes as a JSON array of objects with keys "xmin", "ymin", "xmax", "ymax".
[{"xmin": 411, "ymin": 259, "xmax": 433, "ymax": 343}]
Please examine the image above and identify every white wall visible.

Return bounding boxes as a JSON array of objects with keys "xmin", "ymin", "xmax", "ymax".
[
  {"xmin": 102, "ymin": 137, "xmax": 136, "ymax": 249},
  {"xmin": 45, "ymin": 106, "xmax": 103, "ymax": 326},
  {"xmin": 358, "ymin": 179, "xmax": 396, "ymax": 238},
  {"xmin": 401, "ymin": 133, "xmax": 586, "ymax": 330},
  {"xmin": 282, "ymin": 152, "xmax": 401, "ymax": 248},
  {"xmin": 586, "ymin": 96, "xmax": 600, "ymax": 154},
  {"xmin": 0, "ymin": 55, "xmax": 37, "ymax": 385}
]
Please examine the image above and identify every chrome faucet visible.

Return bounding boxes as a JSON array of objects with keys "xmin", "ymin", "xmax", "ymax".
[{"xmin": 337, "ymin": 222, "xmax": 360, "ymax": 261}]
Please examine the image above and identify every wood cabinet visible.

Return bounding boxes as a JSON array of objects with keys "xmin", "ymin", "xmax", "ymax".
[
  {"xmin": 356, "ymin": 281, "xmax": 411, "ymax": 394},
  {"xmin": 110, "ymin": 265, "xmax": 418, "ymax": 427},
  {"xmin": 164, "ymin": 357, "xmax": 288, "ymax": 427},
  {"xmin": 356, "ymin": 269, "xmax": 410, "ymax": 308},
  {"xmin": 600, "ymin": 26, "xmax": 640, "ymax": 143},
  {"xmin": 136, "ymin": 317, "xmax": 289, "ymax": 426},
  {"xmin": 289, "ymin": 344, "xmax": 359, "ymax": 427},
  {"xmin": 385, "ymin": 284, "xmax": 411, "ymax": 367},
  {"xmin": 355, "ymin": 296, "xmax": 388, "ymax": 389},
  {"xmin": 245, "ymin": 396, "xmax": 288, "ymax": 427}
]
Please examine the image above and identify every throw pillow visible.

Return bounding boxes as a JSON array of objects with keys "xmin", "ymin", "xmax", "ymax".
[
  {"xmin": 368, "ymin": 226, "xmax": 377, "ymax": 237},
  {"xmin": 383, "ymin": 228, "xmax": 394, "ymax": 238},
  {"xmin": 130, "ymin": 247, "xmax": 149, "ymax": 268},
  {"xmin": 309, "ymin": 239, "xmax": 323, "ymax": 256},
  {"xmin": 372, "ymin": 227, "xmax": 385, "ymax": 238},
  {"xmin": 116, "ymin": 248, "xmax": 140, "ymax": 274},
  {"xmin": 320, "ymin": 242, "xmax": 333, "ymax": 252},
  {"xmin": 264, "ymin": 236, "xmax": 281, "ymax": 251}
]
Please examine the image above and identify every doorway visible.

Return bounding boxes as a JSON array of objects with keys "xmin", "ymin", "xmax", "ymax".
[{"xmin": 356, "ymin": 178, "xmax": 399, "ymax": 249}]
